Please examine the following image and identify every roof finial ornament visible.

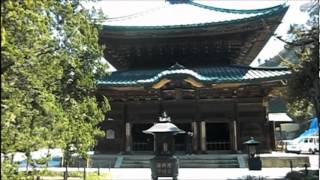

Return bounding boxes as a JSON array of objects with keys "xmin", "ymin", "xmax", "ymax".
[
  {"xmin": 159, "ymin": 111, "xmax": 171, "ymax": 122},
  {"xmin": 169, "ymin": 62, "xmax": 186, "ymax": 70}
]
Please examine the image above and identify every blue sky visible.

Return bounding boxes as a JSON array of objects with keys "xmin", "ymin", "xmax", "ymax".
[{"xmin": 89, "ymin": 0, "xmax": 309, "ymax": 68}]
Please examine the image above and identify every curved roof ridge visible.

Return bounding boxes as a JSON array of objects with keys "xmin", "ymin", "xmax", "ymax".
[
  {"xmin": 137, "ymin": 65, "xmax": 205, "ymax": 83},
  {"xmin": 250, "ymin": 66, "xmax": 290, "ymax": 71},
  {"xmin": 105, "ymin": 4, "xmax": 168, "ymax": 22},
  {"xmin": 228, "ymin": 64, "xmax": 290, "ymax": 71},
  {"xmin": 102, "ymin": 1, "xmax": 289, "ymax": 29},
  {"xmin": 188, "ymin": 1, "xmax": 287, "ymax": 14},
  {"xmin": 191, "ymin": 64, "xmax": 290, "ymax": 71}
]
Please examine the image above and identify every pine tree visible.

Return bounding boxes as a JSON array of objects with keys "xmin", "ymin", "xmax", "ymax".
[
  {"xmin": 276, "ymin": 1, "xmax": 319, "ymax": 122},
  {"xmin": 1, "ymin": 1, "xmax": 109, "ymax": 178}
]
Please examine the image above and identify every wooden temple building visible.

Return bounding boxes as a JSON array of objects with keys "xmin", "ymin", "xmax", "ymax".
[{"xmin": 95, "ymin": 0, "xmax": 291, "ymax": 154}]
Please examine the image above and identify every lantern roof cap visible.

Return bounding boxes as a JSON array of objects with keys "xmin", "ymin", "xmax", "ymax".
[
  {"xmin": 243, "ymin": 137, "xmax": 260, "ymax": 145},
  {"xmin": 143, "ymin": 122, "xmax": 185, "ymax": 134},
  {"xmin": 143, "ymin": 112, "xmax": 185, "ymax": 134}
]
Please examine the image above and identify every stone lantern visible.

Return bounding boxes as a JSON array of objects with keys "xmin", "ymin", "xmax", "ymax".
[
  {"xmin": 243, "ymin": 137, "xmax": 262, "ymax": 170},
  {"xmin": 143, "ymin": 112, "xmax": 185, "ymax": 180}
]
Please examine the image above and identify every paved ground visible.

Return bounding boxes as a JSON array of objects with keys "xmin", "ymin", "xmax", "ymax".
[
  {"xmin": 109, "ymin": 167, "xmax": 312, "ymax": 180},
  {"xmin": 22, "ymin": 152, "xmax": 319, "ymax": 180},
  {"xmin": 107, "ymin": 153, "xmax": 320, "ymax": 180},
  {"xmin": 260, "ymin": 152, "xmax": 319, "ymax": 168},
  {"xmin": 39, "ymin": 167, "xmax": 317, "ymax": 180}
]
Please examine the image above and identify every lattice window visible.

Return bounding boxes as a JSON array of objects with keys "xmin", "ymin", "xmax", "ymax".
[{"xmin": 106, "ymin": 129, "xmax": 115, "ymax": 139}]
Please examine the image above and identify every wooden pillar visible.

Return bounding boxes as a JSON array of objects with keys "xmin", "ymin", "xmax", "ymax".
[
  {"xmin": 233, "ymin": 100, "xmax": 240, "ymax": 152},
  {"xmin": 153, "ymin": 122, "xmax": 157, "ymax": 153},
  {"xmin": 123, "ymin": 104, "xmax": 128, "ymax": 152},
  {"xmin": 233, "ymin": 120, "xmax": 238, "ymax": 151},
  {"xmin": 263, "ymin": 102, "xmax": 272, "ymax": 152},
  {"xmin": 263, "ymin": 97, "xmax": 273, "ymax": 152},
  {"xmin": 195, "ymin": 95, "xmax": 200, "ymax": 153},
  {"xmin": 125, "ymin": 122, "xmax": 132, "ymax": 152},
  {"xmin": 200, "ymin": 121, "xmax": 207, "ymax": 152},
  {"xmin": 273, "ymin": 121, "xmax": 277, "ymax": 150},
  {"xmin": 192, "ymin": 121, "xmax": 198, "ymax": 152}
]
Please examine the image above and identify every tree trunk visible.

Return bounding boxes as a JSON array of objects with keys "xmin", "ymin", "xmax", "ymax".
[
  {"xmin": 63, "ymin": 151, "xmax": 69, "ymax": 180},
  {"xmin": 64, "ymin": 162, "xmax": 68, "ymax": 180}
]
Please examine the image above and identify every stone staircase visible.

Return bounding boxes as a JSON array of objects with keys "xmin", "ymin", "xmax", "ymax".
[
  {"xmin": 120, "ymin": 154, "xmax": 240, "ymax": 168},
  {"xmin": 69, "ymin": 154, "xmax": 116, "ymax": 168},
  {"xmin": 90, "ymin": 154, "xmax": 116, "ymax": 168},
  {"xmin": 178, "ymin": 155, "xmax": 239, "ymax": 168},
  {"xmin": 120, "ymin": 155, "xmax": 152, "ymax": 168}
]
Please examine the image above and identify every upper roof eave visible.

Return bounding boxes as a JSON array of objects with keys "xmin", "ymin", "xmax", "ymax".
[{"xmin": 101, "ymin": 3, "xmax": 289, "ymax": 31}]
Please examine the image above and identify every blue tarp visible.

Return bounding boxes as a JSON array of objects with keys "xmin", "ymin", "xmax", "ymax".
[
  {"xmin": 309, "ymin": 117, "xmax": 318, "ymax": 129},
  {"xmin": 297, "ymin": 117, "xmax": 318, "ymax": 139},
  {"xmin": 19, "ymin": 157, "xmax": 61, "ymax": 168}
]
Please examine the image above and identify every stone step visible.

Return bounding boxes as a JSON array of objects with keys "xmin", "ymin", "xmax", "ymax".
[
  {"xmin": 124, "ymin": 157, "xmax": 238, "ymax": 161},
  {"xmin": 90, "ymin": 157, "xmax": 116, "ymax": 168},
  {"xmin": 123, "ymin": 157, "xmax": 152, "ymax": 160},
  {"xmin": 179, "ymin": 160, "xmax": 238, "ymax": 164},
  {"xmin": 91, "ymin": 161, "xmax": 115, "ymax": 168},
  {"xmin": 121, "ymin": 163, "xmax": 239, "ymax": 168},
  {"xmin": 121, "ymin": 164, "xmax": 151, "ymax": 168},
  {"xmin": 91, "ymin": 155, "xmax": 117, "ymax": 159},
  {"xmin": 121, "ymin": 158, "xmax": 239, "ymax": 168},
  {"xmin": 179, "ymin": 159, "xmax": 238, "ymax": 162},
  {"xmin": 123, "ymin": 161, "xmax": 150, "ymax": 165},
  {"xmin": 177, "ymin": 157, "xmax": 238, "ymax": 160},
  {"xmin": 123, "ymin": 160, "xmax": 238, "ymax": 164},
  {"xmin": 180, "ymin": 163, "xmax": 239, "ymax": 168}
]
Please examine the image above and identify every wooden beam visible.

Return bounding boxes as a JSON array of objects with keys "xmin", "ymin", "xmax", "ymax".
[
  {"xmin": 184, "ymin": 78, "xmax": 204, "ymax": 88},
  {"xmin": 212, "ymin": 83, "xmax": 243, "ymax": 88},
  {"xmin": 107, "ymin": 87, "xmax": 145, "ymax": 91},
  {"xmin": 152, "ymin": 79, "xmax": 171, "ymax": 89}
]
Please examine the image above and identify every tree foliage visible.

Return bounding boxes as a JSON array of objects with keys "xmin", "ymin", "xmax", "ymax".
[
  {"xmin": 276, "ymin": 1, "xmax": 319, "ymax": 122},
  {"xmin": 1, "ymin": 0, "xmax": 109, "ymax": 178},
  {"xmin": 259, "ymin": 48, "xmax": 299, "ymax": 67}
]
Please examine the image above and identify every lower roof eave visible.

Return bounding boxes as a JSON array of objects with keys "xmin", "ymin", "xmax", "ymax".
[{"xmin": 97, "ymin": 77, "xmax": 289, "ymax": 90}]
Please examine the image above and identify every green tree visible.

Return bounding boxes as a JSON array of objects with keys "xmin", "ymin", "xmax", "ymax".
[
  {"xmin": 1, "ymin": 0, "xmax": 109, "ymax": 178},
  {"xmin": 276, "ymin": 1, "xmax": 319, "ymax": 122}
]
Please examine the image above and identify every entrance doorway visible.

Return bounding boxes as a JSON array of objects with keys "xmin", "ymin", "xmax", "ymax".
[
  {"xmin": 132, "ymin": 123, "xmax": 154, "ymax": 151},
  {"xmin": 206, "ymin": 122, "xmax": 230, "ymax": 150},
  {"xmin": 174, "ymin": 123, "xmax": 191, "ymax": 151}
]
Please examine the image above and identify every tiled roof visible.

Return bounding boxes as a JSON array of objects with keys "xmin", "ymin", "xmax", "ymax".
[
  {"xmin": 102, "ymin": 1, "xmax": 288, "ymax": 29},
  {"xmin": 98, "ymin": 64, "xmax": 291, "ymax": 87}
]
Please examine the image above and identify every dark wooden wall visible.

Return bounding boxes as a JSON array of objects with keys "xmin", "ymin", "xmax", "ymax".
[{"xmin": 95, "ymin": 97, "xmax": 272, "ymax": 153}]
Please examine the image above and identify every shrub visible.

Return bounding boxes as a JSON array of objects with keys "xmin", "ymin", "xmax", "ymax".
[
  {"xmin": 234, "ymin": 175, "xmax": 266, "ymax": 180},
  {"xmin": 286, "ymin": 171, "xmax": 304, "ymax": 180}
]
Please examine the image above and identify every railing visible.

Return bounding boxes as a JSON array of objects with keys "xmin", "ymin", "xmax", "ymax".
[
  {"xmin": 132, "ymin": 142, "xmax": 153, "ymax": 151},
  {"xmin": 133, "ymin": 142, "xmax": 231, "ymax": 151},
  {"xmin": 69, "ymin": 156, "xmax": 115, "ymax": 168},
  {"xmin": 206, "ymin": 141, "xmax": 231, "ymax": 150}
]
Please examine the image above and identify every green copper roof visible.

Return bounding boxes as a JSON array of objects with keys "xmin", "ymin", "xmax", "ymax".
[
  {"xmin": 102, "ymin": 1, "xmax": 288, "ymax": 29},
  {"xmin": 98, "ymin": 64, "xmax": 291, "ymax": 87}
]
